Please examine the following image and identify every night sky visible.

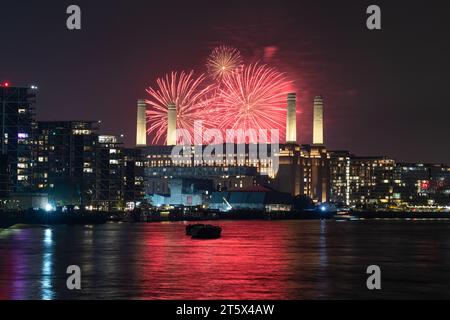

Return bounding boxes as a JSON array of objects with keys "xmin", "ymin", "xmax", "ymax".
[{"xmin": 1, "ymin": 0, "xmax": 449, "ymax": 163}]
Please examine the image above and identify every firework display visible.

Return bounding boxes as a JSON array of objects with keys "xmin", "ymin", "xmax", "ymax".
[
  {"xmin": 145, "ymin": 45, "xmax": 294, "ymax": 144},
  {"xmin": 216, "ymin": 63, "xmax": 292, "ymax": 142},
  {"xmin": 206, "ymin": 45, "xmax": 243, "ymax": 80},
  {"xmin": 145, "ymin": 71, "xmax": 214, "ymax": 144}
]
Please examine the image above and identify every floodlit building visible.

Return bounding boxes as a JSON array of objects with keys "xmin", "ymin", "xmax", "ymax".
[
  {"xmin": 136, "ymin": 99, "xmax": 147, "ymax": 147},
  {"xmin": 167, "ymin": 103, "xmax": 177, "ymax": 145},
  {"xmin": 313, "ymin": 96, "xmax": 324, "ymax": 145},
  {"xmin": 142, "ymin": 94, "xmax": 331, "ymax": 205},
  {"xmin": 272, "ymin": 143, "xmax": 330, "ymax": 202},
  {"xmin": 150, "ymin": 178, "xmax": 213, "ymax": 207},
  {"xmin": 286, "ymin": 93, "xmax": 297, "ymax": 143},
  {"xmin": 143, "ymin": 143, "xmax": 330, "ymax": 204},
  {"xmin": 209, "ymin": 189, "xmax": 293, "ymax": 212}
]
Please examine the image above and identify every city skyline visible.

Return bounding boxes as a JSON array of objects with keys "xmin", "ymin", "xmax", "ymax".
[
  {"xmin": 2, "ymin": 0, "xmax": 450, "ymax": 303},
  {"xmin": 1, "ymin": 81, "xmax": 448, "ymax": 168},
  {"xmin": 1, "ymin": 0, "xmax": 449, "ymax": 163}
]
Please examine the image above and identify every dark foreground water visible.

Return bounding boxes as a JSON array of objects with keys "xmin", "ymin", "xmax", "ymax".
[{"xmin": 1, "ymin": 219, "xmax": 450, "ymax": 300}]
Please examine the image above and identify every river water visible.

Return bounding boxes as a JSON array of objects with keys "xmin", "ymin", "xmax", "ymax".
[{"xmin": 1, "ymin": 219, "xmax": 450, "ymax": 299}]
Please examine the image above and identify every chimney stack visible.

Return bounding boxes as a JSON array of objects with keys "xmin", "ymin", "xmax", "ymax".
[
  {"xmin": 313, "ymin": 96, "xmax": 324, "ymax": 145},
  {"xmin": 167, "ymin": 103, "xmax": 177, "ymax": 145},
  {"xmin": 286, "ymin": 93, "xmax": 297, "ymax": 144},
  {"xmin": 136, "ymin": 99, "xmax": 147, "ymax": 147}
]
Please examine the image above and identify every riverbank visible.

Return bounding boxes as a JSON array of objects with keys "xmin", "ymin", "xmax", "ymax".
[
  {"xmin": 0, "ymin": 210, "xmax": 108, "ymax": 229},
  {"xmin": 2, "ymin": 209, "xmax": 450, "ymax": 230},
  {"xmin": 352, "ymin": 211, "xmax": 450, "ymax": 219},
  {"xmin": 129, "ymin": 209, "xmax": 450, "ymax": 223}
]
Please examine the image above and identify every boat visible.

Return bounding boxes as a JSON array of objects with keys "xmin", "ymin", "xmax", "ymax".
[
  {"xmin": 187, "ymin": 224, "xmax": 222, "ymax": 239},
  {"xmin": 186, "ymin": 223, "xmax": 207, "ymax": 235}
]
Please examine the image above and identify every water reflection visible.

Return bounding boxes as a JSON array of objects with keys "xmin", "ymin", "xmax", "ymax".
[
  {"xmin": 1, "ymin": 220, "xmax": 450, "ymax": 299},
  {"xmin": 136, "ymin": 220, "xmax": 332, "ymax": 299},
  {"xmin": 41, "ymin": 228, "xmax": 54, "ymax": 300},
  {"xmin": 0, "ymin": 229, "xmax": 30, "ymax": 299}
]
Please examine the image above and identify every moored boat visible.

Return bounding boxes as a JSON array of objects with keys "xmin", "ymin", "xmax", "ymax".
[
  {"xmin": 190, "ymin": 224, "xmax": 222, "ymax": 239},
  {"xmin": 186, "ymin": 223, "xmax": 207, "ymax": 235}
]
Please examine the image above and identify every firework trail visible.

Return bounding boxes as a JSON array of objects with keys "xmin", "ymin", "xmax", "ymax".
[
  {"xmin": 216, "ymin": 62, "xmax": 293, "ymax": 143},
  {"xmin": 206, "ymin": 45, "xmax": 243, "ymax": 80},
  {"xmin": 145, "ymin": 71, "xmax": 215, "ymax": 144}
]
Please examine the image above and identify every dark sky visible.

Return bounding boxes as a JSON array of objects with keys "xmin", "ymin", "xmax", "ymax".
[{"xmin": 1, "ymin": 0, "xmax": 449, "ymax": 163}]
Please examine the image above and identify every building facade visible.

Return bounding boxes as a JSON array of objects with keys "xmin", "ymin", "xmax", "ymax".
[
  {"xmin": 34, "ymin": 122, "xmax": 145, "ymax": 210},
  {"xmin": 329, "ymin": 151, "xmax": 351, "ymax": 205},
  {"xmin": 34, "ymin": 121, "xmax": 99, "ymax": 206},
  {"xmin": 122, "ymin": 147, "xmax": 146, "ymax": 210},
  {"xmin": 329, "ymin": 153, "xmax": 396, "ymax": 208},
  {"xmin": 394, "ymin": 163, "xmax": 450, "ymax": 206},
  {"xmin": 142, "ymin": 143, "xmax": 330, "ymax": 206},
  {"xmin": 0, "ymin": 84, "xmax": 36, "ymax": 193}
]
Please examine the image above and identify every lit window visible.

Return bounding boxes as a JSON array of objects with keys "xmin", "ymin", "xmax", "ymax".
[
  {"xmin": 18, "ymin": 133, "xmax": 28, "ymax": 139},
  {"xmin": 72, "ymin": 129, "xmax": 91, "ymax": 135}
]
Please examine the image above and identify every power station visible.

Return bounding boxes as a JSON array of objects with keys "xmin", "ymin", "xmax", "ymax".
[
  {"xmin": 136, "ymin": 99, "xmax": 147, "ymax": 146},
  {"xmin": 137, "ymin": 93, "xmax": 332, "ymax": 205},
  {"xmin": 285, "ymin": 93, "xmax": 297, "ymax": 144},
  {"xmin": 313, "ymin": 96, "xmax": 324, "ymax": 145},
  {"xmin": 167, "ymin": 103, "xmax": 177, "ymax": 146}
]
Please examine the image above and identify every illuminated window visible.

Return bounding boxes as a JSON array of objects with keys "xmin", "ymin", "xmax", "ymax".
[
  {"xmin": 73, "ymin": 129, "xmax": 92, "ymax": 135},
  {"xmin": 18, "ymin": 133, "xmax": 28, "ymax": 139}
]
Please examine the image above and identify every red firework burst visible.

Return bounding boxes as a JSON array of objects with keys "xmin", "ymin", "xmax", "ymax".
[
  {"xmin": 216, "ymin": 63, "xmax": 293, "ymax": 143},
  {"xmin": 206, "ymin": 45, "xmax": 243, "ymax": 80},
  {"xmin": 145, "ymin": 71, "xmax": 214, "ymax": 144}
]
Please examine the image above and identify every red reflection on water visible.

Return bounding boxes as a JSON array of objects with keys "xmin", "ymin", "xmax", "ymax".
[{"xmin": 137, "ymin": 221, "xmax": 321, "ymax": 299}]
